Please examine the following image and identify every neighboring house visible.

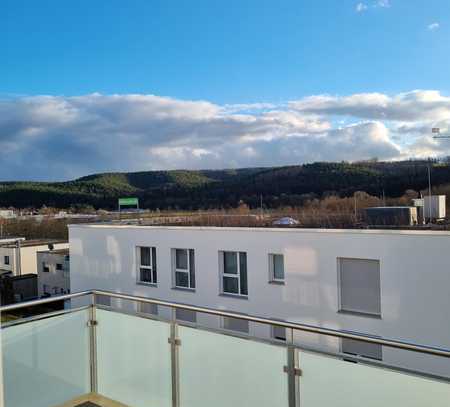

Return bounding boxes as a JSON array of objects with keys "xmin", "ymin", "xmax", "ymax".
[
  {"xmin": 0, "ymin": 210, "xmax": 16, "ymax": 219},
  {"xmin": 0, "ymin": 239, "xmax": 69, "ymax": 276},
  {"xmin": 69, "ymin": 224, "xmax": 450, "ymax": 377},
  {"xmin": 37, "ymin": 248, "xmax": 70, "ymax": 297},
  {"xmin": 0, "ymin": 273, "xmax": 38, "ymax": 305}
]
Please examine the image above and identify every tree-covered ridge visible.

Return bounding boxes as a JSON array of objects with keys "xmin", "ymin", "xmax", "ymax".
[{"xmin": 1, "ymin": 160, "xmax": 449, "ymax": 210}]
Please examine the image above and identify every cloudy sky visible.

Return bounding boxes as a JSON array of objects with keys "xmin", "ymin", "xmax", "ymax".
[{"xmin": 1, "ymin": 1, "xmax": 449, "ymax": 180}]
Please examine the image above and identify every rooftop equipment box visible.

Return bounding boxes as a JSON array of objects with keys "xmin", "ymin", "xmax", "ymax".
[
  {"xmin": 423, "ymin": 195, "xmax": 446, "ymax": 220},
  {"xmin": 364, "ymin": 206, "xmax": 418, "ymax": 226}
]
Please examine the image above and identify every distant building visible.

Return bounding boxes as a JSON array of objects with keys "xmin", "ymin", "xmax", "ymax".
[
  {"xmin": 37, "ymin": 248, "xmax": 70, "ymax": 297},
  {"xmin": 364, "ymin": 206, "xmax": 418, "ymax": 226},
  {"xmin": 423, "ymin": 195, "xmax": 446, "ymax": 221},
  {"xmin": 0, "ymin": 210, "xmax": 16, "ymax": 219},
  {"xmin": 0, "ymin": 239, "xmax": 69, "ymax": 276},
  {"xmin": 0, "ymin": 273, "xmax": 37, "ymax": 305}
]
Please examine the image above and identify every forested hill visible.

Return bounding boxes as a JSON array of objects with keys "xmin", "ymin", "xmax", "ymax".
[{"xmin": 1, "ymin": 161, "xmax": 450, "ymax": 210}]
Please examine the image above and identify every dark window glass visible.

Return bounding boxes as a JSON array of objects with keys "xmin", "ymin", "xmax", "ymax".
[
  {"xmin": 4, "ymin": 256, "xmax": 10, "ymax": 265},
  {"xmin": 342, "ymin": 338, "xmax": 382, "ymax": 361},
  {"xmin": 56, "ymin": 263, "xmax": 63, "ymax": 271},
  {"xmin": 239, "ymin": 252, "xmax": 248, "ymax": 295},
  {"xmin": 273, "ymin": 254, "xmax": 284, "ymax": 280},
  {"xmin": 273, "ymin": 326, "xmax": 287, "ymax": 341},
  {"xmin": 152, "ymin": 247, "xmax": 157, "ymax": 282},
  {"xmin": 189, "ymin": 249, "xmax": 195, "ymax": 288},
  {"xmin": 140, "ymin": 247, "xmax": 151, "ymax": 266},
  {"xmin": 223, "ymin": 276, "xmax": 239, "ymax": 294},
  {"xmin": 224, "ymin": 252, "xmax": 238, "ymax": 274},
  {"xmin": 140, "ymin": 268, "xmax": 153, "ymax": 283},
  {"xmin": 176, "ymin": 249, "xmax": 188, "ymax": 269},
  {"xmin": 175, "ymin": 271, "xmax": 189, "ymax": 287},
  {"xmin": 139, "ymin": 302, "xmax": 158, "ymax": 315},
  {"xmin": 176, "ymin": 308, "xmax": 197, "ymax": 323},
  {"xmin": 224, "ymin": 317, "xmax": 249, "ymax": 333}
]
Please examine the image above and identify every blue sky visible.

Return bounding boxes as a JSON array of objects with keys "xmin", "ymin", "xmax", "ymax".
[
  {"xmin": 1, "ymin": 1, "xmax": 450, "ymax": 180},
  {"xmin": 2, "ymin": 0, "xmax": 448, "ymax": 102}
]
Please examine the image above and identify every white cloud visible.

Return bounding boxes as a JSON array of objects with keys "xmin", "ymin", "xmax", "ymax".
[
  {"xmin": 428, "ymin": 22, "xmax": 440, "ymax": 31},
  {"xmin": 356, "ymin": 0, "xmax": 390, "ymax": 13},
  {"xmin": 376, "ymin": 0, "xmax": 390, "ymax": 8},
  {"xmin": 290, "ymin": 90, "xmax": 450, "ymax": 122},
  {"xmin": 356, "ymin": 2, "xmax": 368, "ymax": 12},
  {"xmin": 0, "ymin": 91, "xmax": 449, "ymax": 180}
]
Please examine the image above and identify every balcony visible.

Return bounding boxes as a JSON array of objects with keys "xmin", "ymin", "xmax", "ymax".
[{"xmin": 1, "ymin": 290, "xmax": 450, "ymax": 407}]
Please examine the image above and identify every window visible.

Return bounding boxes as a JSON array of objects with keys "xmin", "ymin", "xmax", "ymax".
[
  {"xmin": 175, "ymin": 308, "xmax": 197, "ymax": 323},
  {"xmin": 338, "ymin": 258, "xmax": 381, "ymax": 317},
  {"xmin": 56, "ymin": 263, "xmax": 63, "ymax": 271},
  {"xmin": 220, "ymin": 251, "xmax": 248, "ymax": 296},
  {"xmin": 137, "ymin": 246, "xmax": 157, "ymax": 284},
  {"xmin": 269, "ymin": 254, "xmax": 284, "ymax": 282},
  {"xmin": 96, "ymin": 294, "xmax": 111, "ymax": 306},
  {"xmin": 223, "ymin": 316, "xmax": 249, "ymax": 333},
  {"xmin": 342, "ymin": 337, "xmax": 382, "ymax": 361},
  {"xmin": 272, "ymin": 325, "xmax": 287, "ymax": 341},
  {"xmin": 4, "ymin": 256, "xmax": 9, "ymax": 265},
  {"xmin": 172, "ymin": 249, "xmax": 195, "ymax": 289},
  {"xmin": 138, "ymin": 302, "xmax": 158, "ymax": 315},
  {"xmin": 42, "ymin": 262, "xmax": 50, "ymax": 273}
]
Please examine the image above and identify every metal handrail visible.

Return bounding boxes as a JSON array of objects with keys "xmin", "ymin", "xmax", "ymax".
[{"xmin": 2, "ymin": 289, "xmax": 450, "ymax": 359}]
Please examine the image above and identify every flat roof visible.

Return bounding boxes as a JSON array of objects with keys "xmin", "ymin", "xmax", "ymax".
[
  {"xmin": 1, "ymin": 239, "xmax": 68, "ymax": 248},
  {"xmin": 68, "ymin": 223, "xmax": 450, "ymax": 237},
  {"xmin": 37, "ymin": 248, "xmax": 69, "ymax": 255}
]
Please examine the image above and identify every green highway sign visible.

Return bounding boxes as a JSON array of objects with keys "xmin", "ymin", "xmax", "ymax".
[{"xmin": 118, "ymin": 197, "xmax": 139, "ymax": 206}]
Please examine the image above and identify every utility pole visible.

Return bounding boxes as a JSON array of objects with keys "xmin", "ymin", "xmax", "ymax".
[
  {"xmin": 427, "ymin": 161, "xmax": 432, "ymax": 223},
  {"xmin": 15, "ymin": 239, "xmax": 22, "ymax": 276},
  {"xmin": 260, "ymin": 194, "xmax": 263, "ymax": 218}
]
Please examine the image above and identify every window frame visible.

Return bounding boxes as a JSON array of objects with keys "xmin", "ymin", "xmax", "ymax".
[
  {"xmin": 341, "ymin": 334, "xmax": 383, "ymax": 361},
  {"xmin": 220, "ymin": 251, "xmax": 248, "ymax": 297},
  {"xmin": 222, "ymin": 316, "xmax": 250, "ymax": 334},
  {"xmin": 175, "ymin": 308, "xmax": 197, "ymax": 324},
  {"xmin": 138, "ymin": 301, "xmax": 159, "ymax": 316},
  {"xmin": 337, "ymin": 257, "xmax": 382, "ymax": 318},
  {"xmin": 172, "ymin": 248, "xmax": 195, "ymax": 290},
  {"xmin": 136, "ymin": 246, "xmax": 157, "ymax": 285},
  {"xmin": 4, "ymin": 255, "xmax": 10, "ymax": 265},
  {"xmin": 42, "ymin": 262, "xmax": 50, "ymax": 273},
  {"xmin": 271, "ymin": 325, "xmax": 287, "ymax": 342},
  {"xmin": 269, "ymin": 253, "xmax": 285, "ymax": 283}
]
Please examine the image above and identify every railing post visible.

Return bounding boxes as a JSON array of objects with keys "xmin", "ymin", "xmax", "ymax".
[
  {"xmin": 286, "ymin": 328, "xmax": 300, "ymax": 407},
  {"xmin": 169, "ymin": 307, "xmax": 180, "ymax": 407},
  {"xmin": 89, "ymin": 292, "xmax": 98, "ymax": 394}
]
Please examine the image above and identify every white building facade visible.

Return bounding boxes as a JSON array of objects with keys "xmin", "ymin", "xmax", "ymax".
[
  {"xmin": 37, "ymin": 249, "xmax": 70, "ymax": 297},
  {"xmin": 69, "ymin": 224, "xmax": 450, "ymax": 377},
  {"xmin": 0, "ymin": 240, "xmax": 69, "ymax": 276}
]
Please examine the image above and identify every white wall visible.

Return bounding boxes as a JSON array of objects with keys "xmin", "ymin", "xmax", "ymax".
[
  {"xmin": 37, "ymin": 252, "xmax": 70, "ymax": 297},
  {"xmin": 69, "ymin": 225, "xmax": 450, "ymax": 377},
  {"xmin": 0, "ymin": 247, "xmax": 15, "ymax": 274},
  {"xmin": 0, "ymin": 243, "xmax": 68, "ymax": 276}
]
